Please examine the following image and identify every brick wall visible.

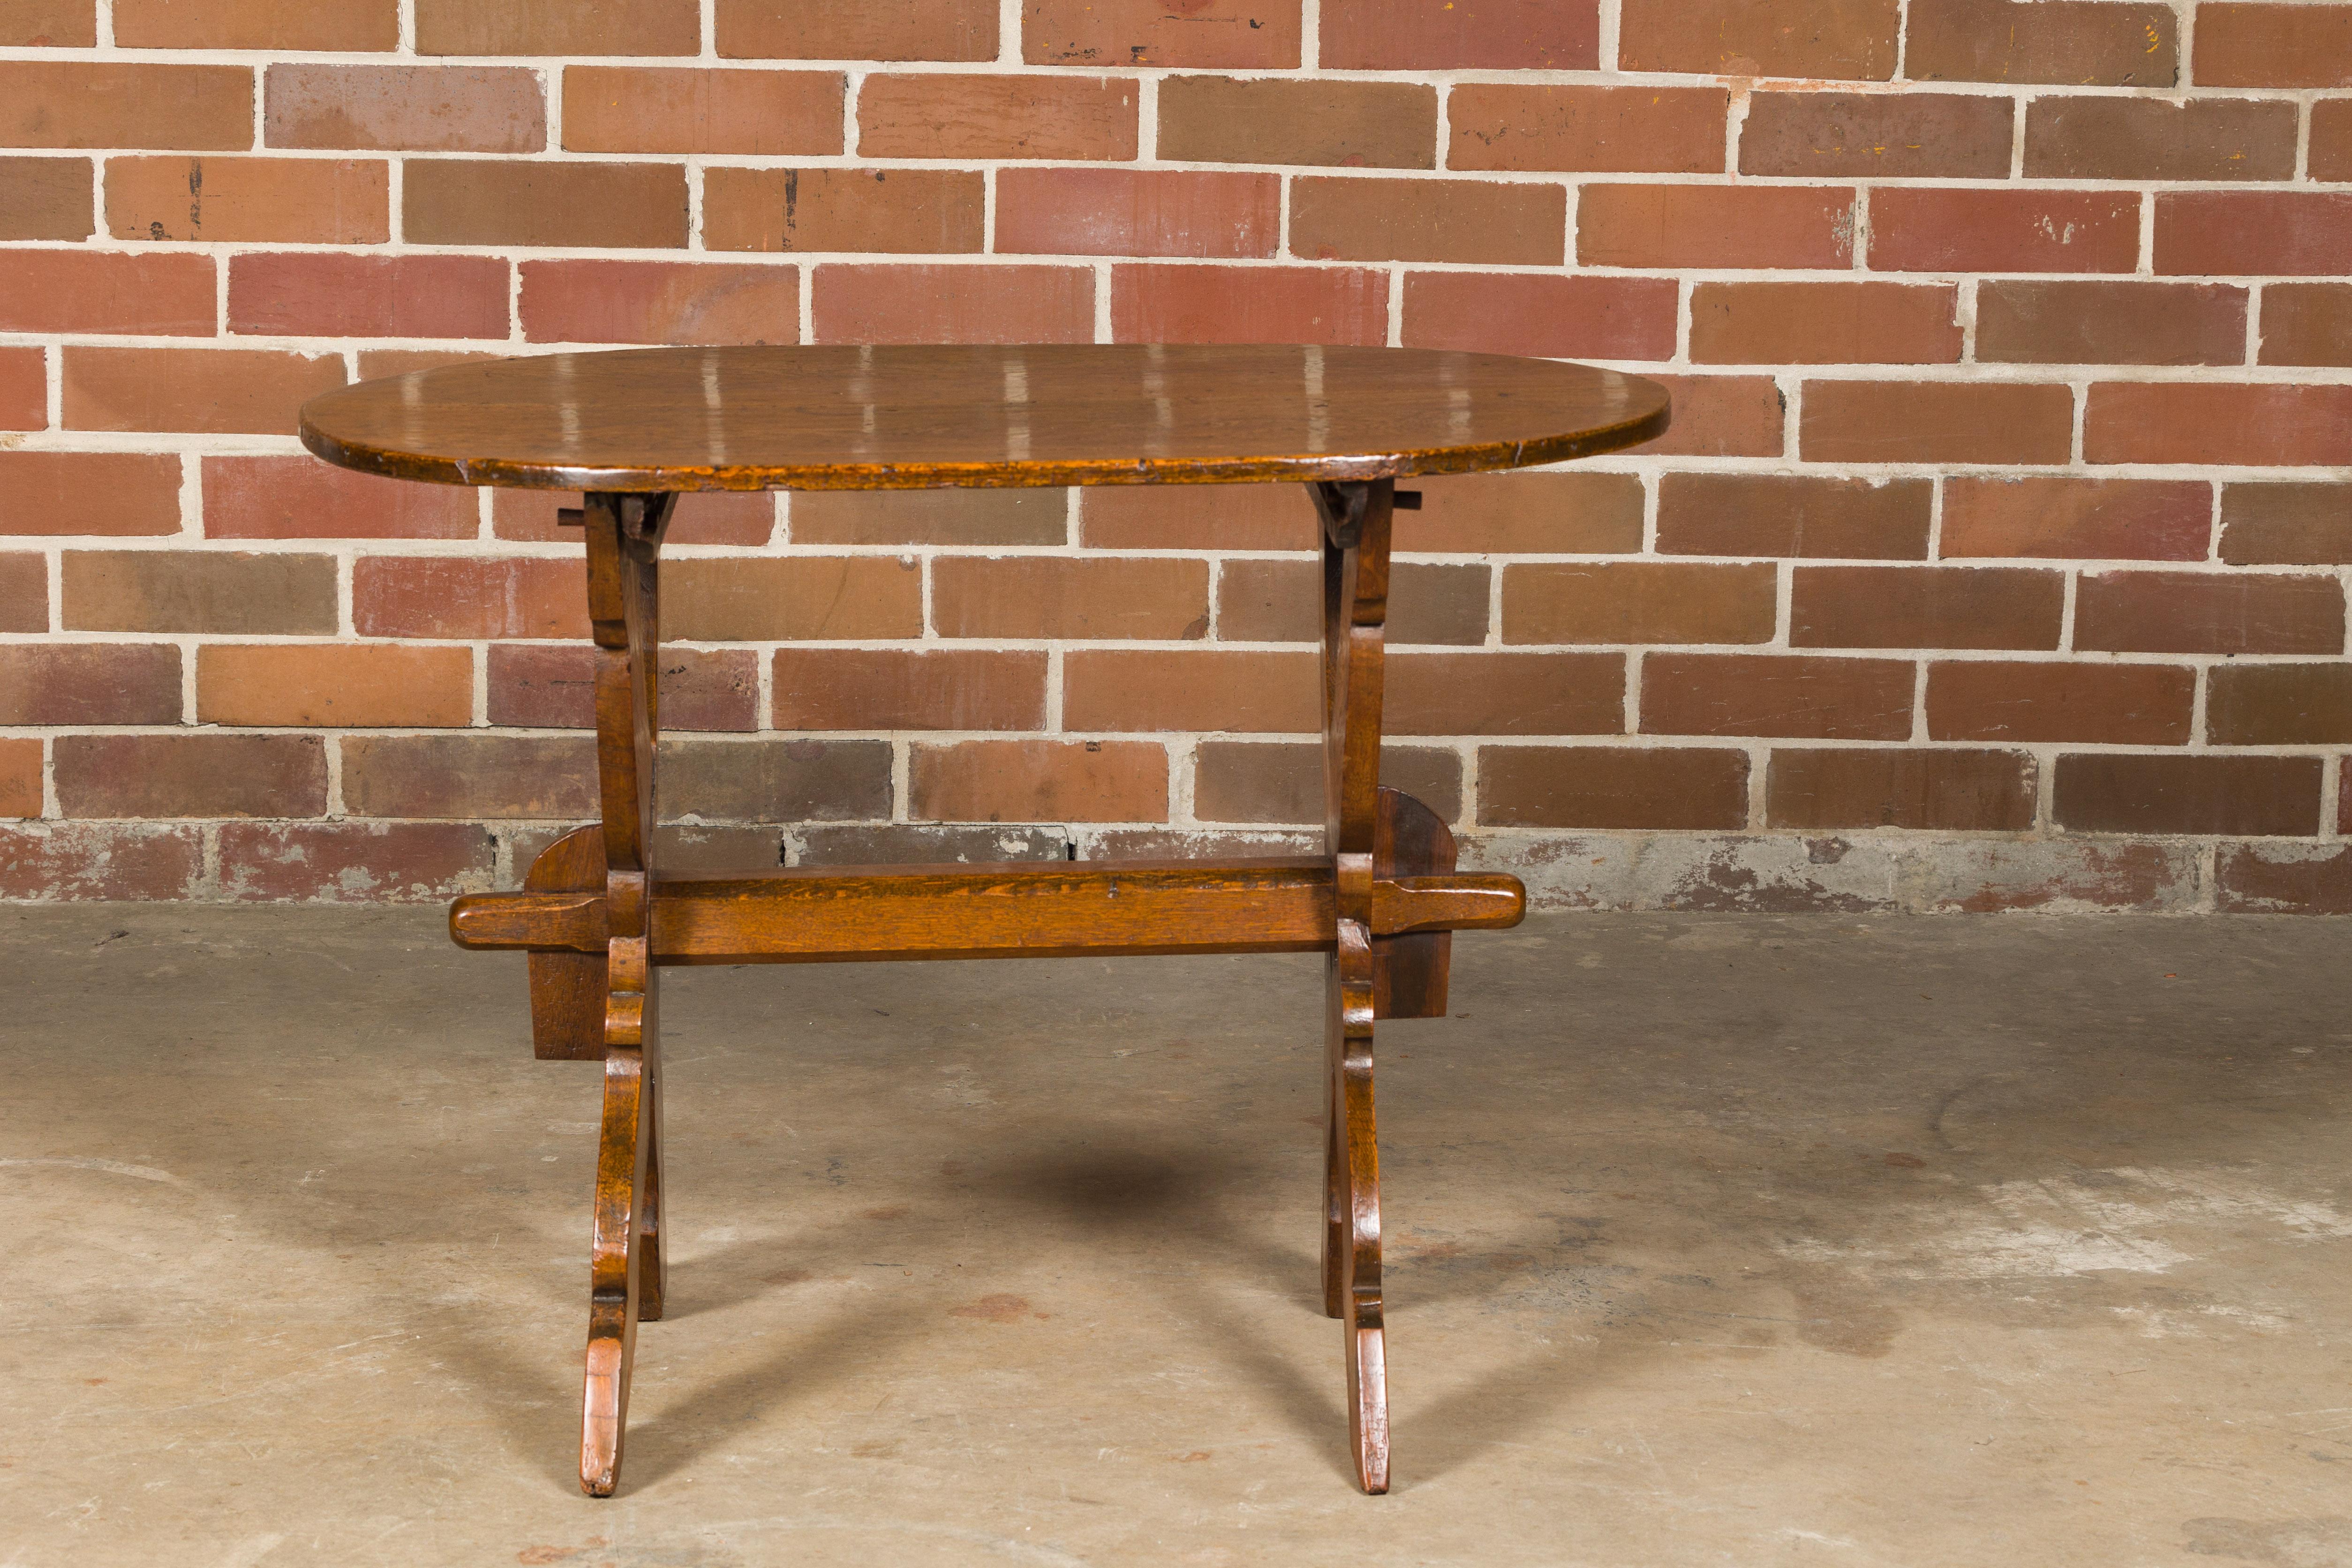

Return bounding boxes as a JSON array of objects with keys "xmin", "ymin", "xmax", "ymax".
[{"xmin": 2, "ymin": 0, "xmax": 2350, "ymax": 912}]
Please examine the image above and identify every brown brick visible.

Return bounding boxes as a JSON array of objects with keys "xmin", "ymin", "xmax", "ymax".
[
  {"xmin": 354, "ymin": 557, "xmax": 582, "ymax": 639},
  {"xmin": 0, "ymin": 155, "xmax": 90, "ymax": 239},
  {"xmin": 64, "ymin": 550, "xmax": 335, "ymax": 634},
  {"xmin": 107, "ymin": 156, "xmax": 387, "ymax": 245},
  {"xmin": 1215, "ymin": 559, "xmax": 1489, "ymax": 645},
  {"xmin": 1078, "ymin": 485, "xmax": 1317, "ymax": 551},
  {"xmin": 812, "ymin": 263, "xmax": 1094, "ymax": 345},
  {"xmin": 1942, "ymin": 477, "xmax": 2209, "ymax": 561},
  {"xmin": 1114, "ymin": 264, "xmax": 1388, "ymax": 347},
  {"xmin": 0, "ymin": 643, "xmax": 179, "ymax": 724},
  {"xmin": 198, "ymin": 643, "xmax": 471, "ymax": 727},
  {"xmin": 58, "ymin": 734, "xmax": 325, "ymax": 819},
  {"xmin": 1766, "ymin": 747, "xmax": 2034, "ymax": 830},
  {"xmin": 486, "ymin": 644, "xmax": 758, "ymax": 732},
  {"xmin": 2025, "ymin": 95, "xmax": 2295, "ymax": 181},
  {"xmin": 1025, "ymin": 0, "xmax": 1298, "ymax": 67},
  {"xmin": 492, "ymin": 489, "xmax": 773, "ymax": 546},
  {"xmin": 661, "ymin": 738, "xmax": 892, "ymax": 821},
  {"xmin": 2315, "ymin": 100, "xmax": 2352, "ymax": 181},
  {"xmin": 1159, "ymin": 76, "xmax": 1435, "ymax": 168},
  {"xmin": 2219, "ymin": 483, "xmax": 2352, "ymax": 565},
  {"xmin": 1976, "ymin": 280, "xmax": 2247, "ymax": 367},
  {"xmin": 1908, "ymin": 0, "xmax": 2179, "ymax": 85},
  {"xmin": 860, "ymin": 73, "xmax": 1136, "ymax": 160},
  {"xmin": 404, "ymin": 160, "xmax": 686, "ymax": 249},
  {"xmin": 1632, "ymin": 376, "xmax": 1787, "ymax": 459},
  {"xmin": 2053, "ymin": 753, "xmax": 2319, "ymax": 836},
  {"xmin": 2208, "ymin": 663, "xmax": 2352, "ymax": 744},
  {"xmin": 0, "ymin": 822, "xmax": 207, "ymax": 897},
  {"xmin": 63, "ymin": 347, "xmax": 345, "ymax": 436},
  {"xmin": 1690, "ymin": 282, "xmax": 1957, "ymax": 365},
  {"xmin": 0, "ymin": 63, "xmax": 251, "ymax": 149},
  {"xmin": 520, "ymin": 260, "xmax": 796, "ymax": 346},
  {"xmin": 1387, "ymin": 651, "xmax": 1624, "ymax": 735},
  {"xmin": 934, "ymin": 557, "xmax": 1206, "ymax": 640},
  {"xmin": 1402, "ymin": 272, "xmax": 1676, "ymax": 360},
  {"xmin": 353, "ymin": 349, "xmax": 511, "ymax": 379},
  {"xmin": 912, "ymin": 739, "xmax": 1165, "ymax": 822},
  {"xmin": 718, "ymin": 0, "xmax": 995, "ymax": 59},
  {"xmin": 1642, "ymin": 653, "xmax": 1914, "ymax": 739},
  {"xmin": 0, "ymin": 739, "xmax": 38, "ymax": 819},
  {"xmin": 2216, "ymin": 842, "xmax": 2352, "ymax": 913},
  {"xmin": 264, "ymin": 64, "xmax": 544, "ymax": 153},
  {"xmin": 2, "ymin": 0, "xmax": 92, "ymax": 45},
  {"xmin": 0, "ymin": 250, "xmax": 214, "ymax": 336},
  {"xmin": 1794, "ymin": 565, "xmax": 2061, "ymax": 650},
  {"xmin": 1578, "ymin": 184, "xmax": 1853, "ymax": 270},
  {"xmin": 419, "ymin": 0, "xmax": 696, "ymax": 53},
  {"xmin": 2194, "ymin": 3, "xmax": 2352, "ymax": 87},
  {"xmin": 2084, "ymin": 383, "xmax": 2352, "ymax": 467},
  {"xmin": 1403, "ymin": 473, "xmax": 1645, "ymax": 555},
  {"xmin": 1194, "ymin": 740, "xmax": 1460, "ymax": 824},
  {"xmin": 565, "ymin": 67, "xmax": 841, "ymax": 155},
  {"xmin": 666, "ymin": 557, "xmax": 924, "ymax": 640},
  {"xmin": 996, "ymin": 168, "xmax": 1275, "ymax": 259},
  {"xmin": 1621, "ymin": 0, "xmax": 1896, "ymax": 77},
  {"xmin": 792, "ymin": 490, "xmax": 1063, "ymax": 547},
  {"xmin": 2155, "ymin": 192, "xmax": 2352, "ymax": 276},
  {"xmin": 204, "ymin": 456, "xmax": 474, "ymax": 541},
  {"xmin": 1657, "ymin": 474, "xmax": 1930, "ymax": 559},
  {"xmin": 114, "ymin": 0, "xmax": 394, "ymax": 48},
  {"xmin": 1448, "ymin": 84, "xmax": 1728, "ymax": 173},
  {"xmin": 1927, "ymin": 660, "xmax": 2194, "ymax": 744},
  {"xmin": 1504, "ymin": 562, "xmax": 1775, "ymax": 645},
  {"xmin": 229, "ymin": 253, "xmax": 508, "ymax": 339},
  {"xmin": 1290, "ymin": 176, "xmax": 1562, "ymax": 265},
  {"xmin": 341, "ymin": 734, "xmax": 596, "ymax": 819},
  {"xmin": 1801, "ymin": 381, "xmax": 2073, "ymax": 465},
  {"xmin": 1869, "ymin": 188, "xmax": 2140, "ymax": 273},
  {"xmin": 1063, "ymin": 649, "xmax": 1317, "ymax": 732},
  {"xmin": 2261, "ymin": 285, "xmax": 2352, "ymax": 367},
  {"xmin": 773, "ymin": 648, "xmax": 1045, "ymax": 731},
  {"xmin": 1478, "ymin": 746, "xmax": 1747, "ymax": 829},
  {"xmin": 0, "ymin": 552, "xmax": 44, "ymax": 630},
  {"xmin": 219, "ymin": 822, "xmax": 494, "ymax": 903},
  {"xmin": 0, "ymin": 452, "xmax": 181, "ymax": 537},
  {"xmin": 1739, "ymin": 91, "xmax": 2011, "ymax": 178},
  {"xmin": 703, "ymin": 167, "xmax": 985, "ymax": 254},
  {"xmin": 2076, "ymin": 570, "xmax": 2344, "ymax": 655},
  {"xmin": 1320, "ymin": 0, "xmax": 1595, "ymax": 67},
  {"xmin": 0, "ymin": 347, "xmax": 34, "ymax": 431}
]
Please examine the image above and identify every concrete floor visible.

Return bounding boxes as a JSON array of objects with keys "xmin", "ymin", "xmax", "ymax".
[{"xmin": 4, "ymin": 908, "xmax": 2352, "ymax": 1567}]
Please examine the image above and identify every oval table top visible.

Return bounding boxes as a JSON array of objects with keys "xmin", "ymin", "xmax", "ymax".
[{"xmin": 299, "ymin": 344, "xmax": 1671, "ymax": 493}]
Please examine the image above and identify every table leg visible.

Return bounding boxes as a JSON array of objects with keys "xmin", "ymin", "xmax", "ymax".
[{"xmin": 578, "ymin": 490, "xmax": 675, "ymax": 1498}]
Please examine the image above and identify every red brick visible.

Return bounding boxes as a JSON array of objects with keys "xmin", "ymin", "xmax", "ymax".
[
  {"xmin": 1690, "ymin": 282, "xmax": 1957, "ymax": 365},
  {"xmin": 859, "ymin": 73, "xmax": 1137, "ymax": 160},
  {"xmin": 704, "ymin": 167, "xmax": 985, "ymax": 254},
  {"xmin": 1739, "ymin": 91, "xmax": 2011, "ymax": 178},
  {"xmin": 2085, "ymin": 383, "xmax": 2352, "ymax": 467},
  {"xmin": 2053, "ymin": 754, "xmax": 2320, "ymax": 837},
  {"xmin": 1324, "ymin": 0, "xmax": 1592, "ymax": 65},
  {"xmin": 1620, "ymin": 376, "xmax": 1778, "ymax": 459},
  {"xmin": 0, "ymin": 155, "xmax": 92, "ymax": 239},
  {"xmin": 0, "ymin": 250, "xmax": 213, "ymax": 335},
  {"xmin": 2216, "ymin": 843, "xmax": 2352, "ymax": 913},
  {"xmin": 653, "ymin": 738, "xmax": 894, "ymax": 822},
  {"xmin": 520, "ymin": 260, "xmax": 796, "ymax": 346},
  {"xmin": 1503, "ymin": 562, "xmax": 1774, "ymax": 644},
  {"xmin": 1907, "ymin": 0, "xmax": 2179, "ymax": 86},
  {"xmin": 1801, "ymin": 381, "xmax": 2074, "ymax": 465},
  {"xmin": 1642, "ymin": 653, "xmax": 1915, "ymax": 739},
  {"xmin": 63, "ymin": 348, "xmax": 346, "ymax": 436},
  {"xmin": 910, "ymin": 739, "xmax": 1166, "ymax": 822},
  {"xmin": 1870, "ymin": 188, "xmax": 2140, "ymax": 273},
  {"xmin": 2156, "ymin": 193, "xmax": 2352, "ymax": 276},
  {"xmin": 1941, "ymin": 477, "xmax": 2212, "ymax": 561},
  {"xmin": 1194, "ymin": 741, "xmax": 1459, "ymax": 824},
  {"xmin": 2207, "ymin": 663, "xmax": 2352, "ymax": 745},
  {"xmin": 2219, "ymin": 483, "xmax": 2352, "ymax": 564},
  {"xmin": 57, "ymin": 734, "xmax": 325, "ymax": 819},
  {"xmin": 0, "ymin": 643, "xmax": 180, "ymax": 724},
  {"xmin": 64, "ymin": 549, "xmax": 336, "ymax": 634},
  {"xmin": 666, "ymin": 557, "xmax": 923, "ymax": 640},
  {"xmin": 1448, "ymin": 85, "xmax": 1728, "ymax": 174},
  {"xmin": 0, "ymin": 823, "xmax": 205, "ymax": 898},
  {"xmin": 2194, "ymin": 3, "xmax": 2352, "ymax": 87},
  {"xmin": 0, "ymin": 452, "xmax": 181, "ymax": 537},
  {"xmin": 219, "ymin": 822, "xmax": 494, "ymax": 903},
  {"xmin": 1927, "ymin": 661, "xmax": 2194, "ymax": 745},
  {"xmin": 106, "ymin": 155, "xmax": 388, "ymax": 244},
  {"xmin": 2314, "ymin": 100, "xmax": 2352, "ymax": 181},
  {"xmin": 2, "ymin": 1, "xmax": 92, "ymax": 45},
  {"xmin": 1794, "ymin": 565, "xmax": 2062, "ymax": 650},
  {"xmin": 813, "ymin": 264, "xmax": 1094, "ymax": 345},
  {"xmin": 0, "ymin": 62, "xmax": 251, "ymax": 149},
  {"xmin": 1114, "ymin": 264, "xmax": 1387, "ymax": 347},
  {"xmin": 774, "ymin": 648, "xmax": 1046, "ymax": 731},
  {"xmin": 1477, "ymin": 746, "xmax": 1748, "ymax": 829},
  {"xmin": 204, "ymin": 456, "xmax": 474, "ymax": 541},
  {"xmin": 228, "ymin": 253, "xmax": 507, "ymax": 340},
  {"xmin": 792, "ymin": 490, "xmax": 1063, "ymax": 547},
  {"xmin": 1657, "ymin": 474, "xmax": 1930, "ymax": 559},
  {"xmin": 354, "ymin": 557, "xmax": 585, "ymax": 640},
  {"xmin": 1387, "ymin": 651, "xmax": 1624, "ymax": 735},
  {"xmin": 1402, "ymin": 273, "xmax": 1675, "ymax": 360},
  {"xmin": 114, "ymin": 0, "xmax": 395, "ymax": 48},
  {"xmin": 1577, "ymin": 184, "xmax": 1853, "ymax": 269},
  {"xmin": 2076, "ymin": 570, "xmax": 2344, "ymax": 655},
  {"xmin": 997, "ymin": 168, "xmax": 1276, "ymax": 259},
  {"xmin": 404, "ymin": 160, "xmax": 686, "ymax": 249},
  {"xmin": 493, "ymin": 489, "xmax": 773, "ymax": 546},
  {"xmin": 198, "ymin": 643, "xmax": 472, "ymax": 727},
  {"xmin": 564, "ymin": 66, "xmax": 841, "ymax": 155},
  {"xmin": 418, "ymin": 0, "xmax": 697, "ymax": 54},
  {"xmin": 0, "ymin": 553, "xmax": 43, "ymax": 631},
  {"xmin": 1078, "ymin": 485, "xmax": 1318, "ymax": 550},
  {"xmin": 935, "ymin": 557, "xmax": 1207, "ymax": 640},
  {"xmin": 1063, "ymin": 649, "xmax": 1318, "ymax": 733},
  {"xmin": 1291, "ymin": 176, "xmax": 1563, "ymax": 265},
  {"xmin": 1215, "ymin": 559, "xmax": 1489, "ymax": 645},
  {"xmin": 1025, "ymin": 0, "xmax": 1299, "ymax": 67},
  {"xmin": 264, "ymin": 63, "xmax": 545, "ymax": 153},
  {"xmin": 1394, "ymin": 472, "xmax": 1644, "ymax": 554},
  {"xmin": 1159, "ymin": 76, "xmax": 1435, "ymax": 168},
  {"xmin": 0, "ymin": 347, "xmax": 39, "ymax": 431},
  {"xmin": 1621, "ymin": 0, "xmax": 1897, "ymax": 77},
  {"xmin": 2024, "ymin": 95, "xmax": 2297, "ymax": 181},
  {"xmin": 340, "ymin": 734, "xmax": 596, "ymax": 820},
  {"xmin": 486, "ymin": 644, "xmax": 758, "ymax": 732},
  {"xmin": 0, "ymin": 738, "xmax": 38, "ymax": 819},
  {"xmin": 1765, "ymin": 747, "xmax": 2034, "ymax": 830},
  {"xmin": 1976, "ymin": 280, "xmax": 2248, "ymax": 367},
  {"xmin": 2262, "ymin": 285, "xmax": 2352, "ymax": 367},
  {"xmin": 717, "ymin": 0, "xmax": 996, "ymax": 60}
]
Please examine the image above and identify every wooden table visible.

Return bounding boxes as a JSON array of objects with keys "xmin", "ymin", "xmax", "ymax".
[{"xmin": 299, "ymin": 344, "xmax": 1672, "ymax": 1497}]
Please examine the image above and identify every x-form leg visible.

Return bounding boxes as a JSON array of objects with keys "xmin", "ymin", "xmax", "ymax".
[{"xmin": 462, "ymin": 482, "xmax": 1516, "ymax": 1498}]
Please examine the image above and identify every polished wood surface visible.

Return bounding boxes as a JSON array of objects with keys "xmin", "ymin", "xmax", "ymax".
[{"xmin": 299, "ymin": 344, "xmax": 1671, "ymax": 492}]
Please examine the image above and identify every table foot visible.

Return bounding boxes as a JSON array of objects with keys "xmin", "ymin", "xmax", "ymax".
[
  {"xmin": 1327, "ymin": 923, "xmax": 1391, "ymax": 1494},
  {"xmin": 582, "ymin": 1036, "xmax": 657, "ymax": 1496}
]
